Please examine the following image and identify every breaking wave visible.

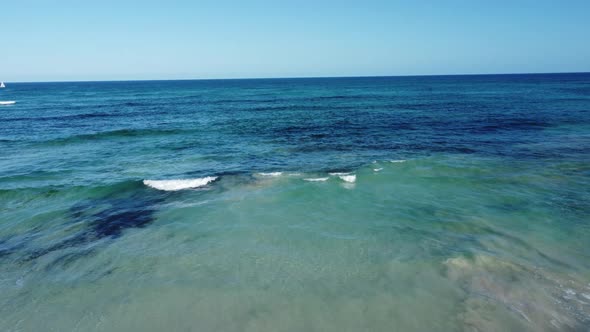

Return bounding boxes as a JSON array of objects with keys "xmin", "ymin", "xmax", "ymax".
[{"xmin": 143, "ymin": 177, "xmax": 218, "ymax": 191}]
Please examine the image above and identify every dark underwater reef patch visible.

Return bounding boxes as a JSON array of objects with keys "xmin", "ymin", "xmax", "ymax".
[
  {"xmin": 72, "ymin": 196, "xmax": 157, "ymax": 238},
  {"xmin": 38, "ymin": 128, "xmax": 196, "ymax": 145},
  {"xmin": 27, "ymin": 192, "xmax": 164, "ymax": 261},
  {"xmin": 0, "ymin": 237, "xmax": 27, "ymax": 259},
  {"xmin": 0, "ymin": 181, "xmax": 167, "ymax": 265}
]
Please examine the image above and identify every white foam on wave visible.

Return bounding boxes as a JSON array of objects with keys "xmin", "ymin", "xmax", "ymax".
[
  {"xmin": 143, "ymin": 176, "xmax": 218, "ymax": 191},
  {"xmin": 373, "ymin": 168, "xmax": 383, "ymax": 172},
  {"xmin": 257, "ymin": 172, "xmax": 283, "ymax": 177},
  {"xmin": 303, "ymin": 177, "xmax": 329, "ymax": 182},
  {"xmin": 329, "ymin": 172, "xmax": 350, "ymax": 176},
  {"xmin": 390, "ymin": 159, "xmax": 406, "ymax": 163},
  {"xmin": 339, "ymin": 174, "xmax": 356, "ymax": 183},
  {"xmin": 0, "ymin": 101, "xmax": 16, "ymax": 105}
]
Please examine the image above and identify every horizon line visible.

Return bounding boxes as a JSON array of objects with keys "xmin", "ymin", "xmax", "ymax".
[{"xmin": 4, "ymin": 71, "xmax": 589, "ymax": 84}]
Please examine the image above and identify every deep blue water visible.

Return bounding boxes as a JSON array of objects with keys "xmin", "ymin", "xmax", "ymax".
[
  {"xmin": 0, "ymin": 74, "xmax": 589, "ymax": 331},
  {"xmin": 2, "ymin": 74, "xmax": 589, "ymax": 181}
]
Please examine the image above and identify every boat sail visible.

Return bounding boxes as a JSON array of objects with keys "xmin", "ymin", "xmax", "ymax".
[{"xmin": 0, "ymin": 81, "xmax": 15, "ymax": 104}]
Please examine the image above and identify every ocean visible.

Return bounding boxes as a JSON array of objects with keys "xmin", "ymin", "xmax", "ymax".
[{"xmin": 0, "ymin": 74, "xmax": 589, "ymax": 331}]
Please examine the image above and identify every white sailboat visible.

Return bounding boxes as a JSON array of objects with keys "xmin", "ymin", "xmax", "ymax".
[{"xmin": 0, "ymin": 81, "xmax": 16, "ymax": 105}]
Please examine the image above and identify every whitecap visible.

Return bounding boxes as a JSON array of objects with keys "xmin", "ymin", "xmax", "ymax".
[
  {"xmin": 329, "ymin": 172, "xmax": 350, "ymax": 176},
  {"xmin": 257, "ymin": 172, "xmax": 283, "ymax": 177},
  {"xmin": 339, "ymin": 174, "xmax": 356, "ymax": 183},
  {"xmin": 0, "ymin": 101, "xmax": 16, "ymax": 105},
  {"xmin": 143, "ymin": 176, "xmax": 217, "ymax": 191},
  {"xmin": 390, "ymin": 159, "xmax": 406, "ymax": 163},
  {"xmin": 303, "ymin": 177, "xmax": 329, "ymax": 182},
  {"xmin": 565, "ymin": 289, "xmax": 576, "ymax": 296},
  {"xmin": 373, "ymin": 168, "xmax": 383, "ymax": 172}
]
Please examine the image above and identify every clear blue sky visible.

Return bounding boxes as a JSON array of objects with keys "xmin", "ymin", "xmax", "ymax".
[{"xmin": 2, "ymin": 0, "xmax": 589, "ymax": 82}]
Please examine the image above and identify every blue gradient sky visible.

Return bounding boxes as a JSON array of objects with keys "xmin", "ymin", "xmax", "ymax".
[{"xmin": 2, "ymin": 1, "xmax": 590, "ymax": 81}]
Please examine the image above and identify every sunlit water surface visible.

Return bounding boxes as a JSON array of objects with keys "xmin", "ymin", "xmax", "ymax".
[{"xmin": 1, "ymin": 74, "xmax": 589, "ymax": 331}]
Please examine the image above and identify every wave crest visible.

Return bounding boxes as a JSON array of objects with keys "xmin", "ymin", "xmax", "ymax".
[
  {"xmin": 257, "ymin": 172, "xmax": 283, "ymax": 177},
  {"xmin": 339, "ymin": 175, "xmax": 356, "ymax": 183},
  {"xmin": 143, "ymin": 177, "xmax": 217, "ymax": 191},
  {"xmin": 303, "ymin": 177, "xmax": 329, "ymax": 182}
]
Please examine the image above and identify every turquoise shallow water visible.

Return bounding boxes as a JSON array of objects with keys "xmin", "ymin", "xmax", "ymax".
[{"xmin": 0, "ymin": 74, "xmax": 589, "ymax": 331}]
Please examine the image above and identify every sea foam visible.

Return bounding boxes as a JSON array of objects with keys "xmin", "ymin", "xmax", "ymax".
[
  {"xmin": 329, "ymin": 172, "xmax": 350, "ymax": 176},
  {"xmin": 339, "ymin": 175, "xmax": 356, "ymax": 183},
  {"xmin": 257, "ymin": 172, "xmax": 283, "ymax": 177},
  {"xmin": 143, "ymin": 177, "xmax": 218, "ymax": 191},
  {"xmin": 303, "ymin": 177, "xmax": 329, "ymax": 182}
]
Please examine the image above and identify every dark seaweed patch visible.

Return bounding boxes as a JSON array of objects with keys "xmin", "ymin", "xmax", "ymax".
[
  {"xmin": 23, "ymin": 184, "xmax": 166, "ymax": 262},
  {"xmin": 90, "ymin": 203, "xmax": 156, "ymax": 238},
  {"xmin": 0, "ymin": 238, "xmax": 27, "ymax": 258},
  {"xmin": 39, "ymin": 128, "xmax": 195, "ymax": 146}
]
